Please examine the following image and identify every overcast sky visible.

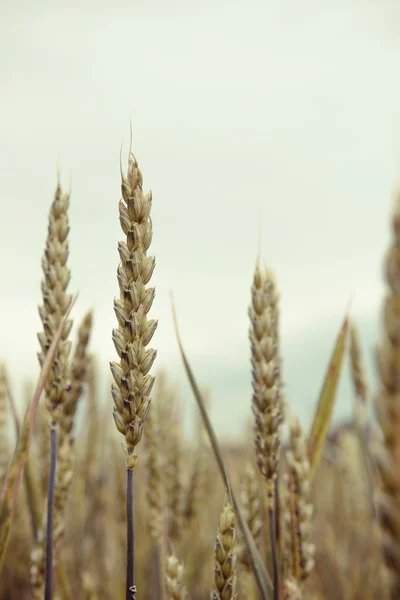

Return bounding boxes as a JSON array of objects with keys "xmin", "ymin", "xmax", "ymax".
[{"xmin": 1, "ymin": 0, "xmax": 400, "ymax": 436}]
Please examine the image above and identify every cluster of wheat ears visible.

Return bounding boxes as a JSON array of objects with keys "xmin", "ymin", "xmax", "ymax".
[{"xmin": 0, "ymin": 134, "xmax": 400, "ymax": 600}]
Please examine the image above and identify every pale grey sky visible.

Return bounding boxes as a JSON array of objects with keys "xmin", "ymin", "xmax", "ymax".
[{"xmin": 1, "ymin": 0, "xmax": 399, "ymax": 435}]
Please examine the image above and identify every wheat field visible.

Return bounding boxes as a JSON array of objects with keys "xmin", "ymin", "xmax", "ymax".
[{"xmin": 0, "ymin": 138, "xmax": 398, "ymax": 600}]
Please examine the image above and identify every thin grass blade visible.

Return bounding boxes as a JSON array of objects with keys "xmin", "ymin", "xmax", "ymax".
[{"xmin": 307, "ymin": 313, "xmax": 349, "ymax": 481}]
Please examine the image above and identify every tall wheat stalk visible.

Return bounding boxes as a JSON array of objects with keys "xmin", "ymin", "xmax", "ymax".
[
  {"xmin": 110, "ymin": 142, "xmax": 157, "ymax": 599},
  {"xmin": 249, "ymin": 261, "xmax": 282, "ymax": 599},
  {"xmin": 37, "ymin": 180, "xmax": 73, "ymax": 600}
]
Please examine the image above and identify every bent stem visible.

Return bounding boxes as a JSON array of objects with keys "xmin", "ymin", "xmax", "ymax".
[
  {"xmin": 45, "ymin": 420, "xmax": 58, "ymax": 600},
  {"xmin": 268, "ymin": 507, "xmax": 279, "ymax": 600},
  {"xmin": 126, "ymin": 466, "xmax": 135, "ymax": 600}
]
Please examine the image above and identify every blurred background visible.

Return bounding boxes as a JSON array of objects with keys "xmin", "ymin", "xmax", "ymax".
[{"xmin": 1, "ymin": 0, "xmax": 400, "ymax": 437}]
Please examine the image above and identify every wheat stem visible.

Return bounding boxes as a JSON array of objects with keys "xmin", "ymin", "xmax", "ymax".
[
  {"xmin": 45, "ymin": 420, "xmax": 58, "ymax": 600},
  {"xmin": 126, "ymin": 466, "xmax": 135, "ymax": 600},
  {"xmin": 268, "ymin": 507, "xmax": 279, "ymax": 600}
]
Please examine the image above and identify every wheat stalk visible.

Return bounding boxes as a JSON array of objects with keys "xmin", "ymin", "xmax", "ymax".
[
  {"xmin": 249, "ymin": 260, "xmax": 282, "ymax": 598},
  {"xmin": 110, "ymin": 143, "xmax": 157, "ymax": 598},
  {"xmin": 31, "ymin": 311, "xmax": 92, "ymax": 599},
  {"xmin": 37, "ymin": 179, "xmax": 73, "ymax": 600}
]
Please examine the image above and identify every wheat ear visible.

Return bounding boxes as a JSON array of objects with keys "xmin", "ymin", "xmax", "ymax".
[
  {"xmin": 31, "ymin": 310, "xmax": 92, "ymax": 598},
  {"xmin": 165, "ymin": 554, "xmax": 187, "ymax": 600},
  {"xmin": 286, "ymin": 416, "xmax": 315, "ymax": 583},
  {"xmin": 249, "ymin": 261, "xmax": 282, "ymax": 598},
  {"xmin": 349, "ymin": 320, "xmax": 378, "ymax": 519},
  {"xmin": 374, "ymin": 196, "xmax": 400, "ymax": 597},
  {"xmin": 110, "ymin": 145, "xmax": 157, "ymax": 598},
  {"xmin": 37, "ymin": 179, "xmax": 73, "ymax": 600},
  {"xmin": 212, "ymin": 502, "xmax": 237, "ymax": 600},
  {"xmin": 282, "ymin": 577, "xmax": 302, "ymax": 600},
  {"xmin": 61, "ymin": 309, "xmax": 93, "ymax": 440}
]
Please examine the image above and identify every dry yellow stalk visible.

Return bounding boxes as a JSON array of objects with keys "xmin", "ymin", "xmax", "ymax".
[
  {"xmin": 374, "ymin": 196, "xmax": 400, "ymax": 597},
  {"xmin": 37, "ymin": 181, "xmax": 73, "ymax": 421},
  {"xmin": 212, "ymin": 502, "xmax": 237, "ymax": 600},
  {"xmin": 165, "ymin": 554, "xmax": 187, "ymax": 600},
  {"xmin": 110, "ymin": 150, "xmax": 157, "ymax": 468},
  {"xmin": 249, "ymin": 261, "xmax": 282, "ymax": 507},
  {"xmin": 287, "ymin": 416, "xmax": 315, "ymax": 582}
]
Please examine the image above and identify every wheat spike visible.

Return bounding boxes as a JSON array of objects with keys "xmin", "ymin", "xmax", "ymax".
[
  {"xmin": 374, "ymin": 196, "xmax": 400, "ymax": 597},
  {"xmin": 283, "ymin": 577, "xmax": 302, "ymax": 600},
  {"xmin": 249, "ymin": 261, "xmax": 282, "ymax": 507},
  {"xmin": 286, "ymin": 416, "xmax": 315, "ymax": 582},
  {"xmin": 61, "ymin": 310, "xmax": 93, "ymax": 439},
  {"xmin": 165, "ymin": 554, "xmax": 187, "ymax": 600},
  {"xmin": 212, "ymin": 502, "xmax": 237, "ymax": 600},
  {"xmin": 37, "ymin": 181, "xmax": 73, "ymax": 421},
  {"xmin": 110, "ymin": 150, "xmax": 157, "ymax": 469}
]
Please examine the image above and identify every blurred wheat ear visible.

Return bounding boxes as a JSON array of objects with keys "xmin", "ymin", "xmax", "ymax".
[
  {"xmin": 374, "ymin": 195, "xmax": 400, "ymax": 598},
  {"xmin": 0, "ymin": 297, "xmax": 75, "ymax": 574}
]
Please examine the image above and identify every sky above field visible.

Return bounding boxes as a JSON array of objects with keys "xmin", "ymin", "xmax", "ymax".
[{"xmin": 1, "ymin": 0, "xmax": 400, "ymax": 436}]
